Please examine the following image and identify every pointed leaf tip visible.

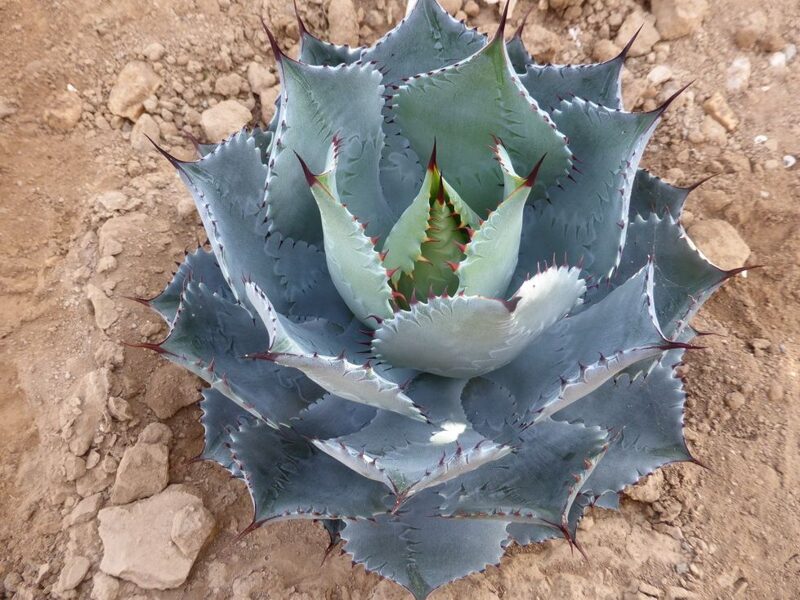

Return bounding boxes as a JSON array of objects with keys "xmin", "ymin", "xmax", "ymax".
[
  {"xmin": 617, "ymin": 23, "xmax": 643, "ymax": 62},
  {"xmin": 494, "ymin": 1, "xmax": 511, "ymax": 42},
  {"xmin": 514, "ymin": 5, "xmax": 534, "ymax": 39},
  {"xmin": 525, "ymin": 154, "xmax": 547, "ymax": 187},
  {"xmin": 427, "ymin": 138, "xmax": 438, "ymax": 171},
  {"xmin": 293, "ymin": 151, "xmax": 318, "ymax": 187},
  {"xmin": 653, "ymin": 81, "xmax": 692, "ymax": 116},
  {"xmin": 148, "ymin": 136, "xmax": 185, "ymax": 169},
  {"xmin": 293, "ymin": 0, "xmax": 309, "ymax": 36},
  {"xmin": 261, "ymin": 18, "xmax": 285, "ymax": 62}
]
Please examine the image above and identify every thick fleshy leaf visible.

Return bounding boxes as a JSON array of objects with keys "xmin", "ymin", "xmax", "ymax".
[
  {"xmin": 629, "ymin": 168, "xmax": 692, "ymax": 220},
  {"xmin": 230, "ymin": 421, "xmax": 390, "ymax": 522},
  {"xmin": 555, "ymin": 360, "xmax": 691, "ymax": 505},
  {"xmin": 298, "ymin": 144, "xmax": 395, "ymax": 325},
  {"xmin": 266, "ymin": 57, "xmax": 393, "ymax": 243},
  {"xmin": 245, "ymin": 281, "xmax": 426, "ymax": 421},
  {"xmin": 198, "ymin": 388, "xmax": 249, "ymax": 478},
  {"xmin": 362, "ymin": 0, "xmax": 486, "ymax": 83},
  {"xmin": 392, "ymin": 36, "xmax": 571, "ymax": 215},
  {"xmin": 515, "ymin": 98, "xmax": 662, "ymax": 286},
  {"xmin": 484, "ymin": 264, "xmax": 676, "ymax": 425},
  {"xmin": 518, "ymin": 58, "xmax": 625, "ymax": 112},
  {"xmin": 342, "ymin": 490, "xmax": 509, "ymax": 600},
  {"xmin": 155, "ymin": 281, "xmax": 322, "ymax": 426},
  {"xmin": 588, "ymin": 213, "xmax": 727, "ymax": 338},
  {"xmin": 455, "ymin": 149, "xmax": 541, "ymax": 298},
  {"xmin": 291, "ymin": 393, "xmax": 377, "ymax": 440},
  {"xmin": 372, "ymin": 266, "xmax": 585, "ymax": 378},
  {"xmin": 505, "ymin": 33, "xmax": 532, "ymax": 74},
  {"xmin": 148, "ymin": 247, "xmax": 231, "ymax": 324},
  {"xmin": 313, "ymin": 376, "xmax": 511, "ymax": 497},
  {"xmin": 438, "ymin": 419, "xmax": 608, "ymax": 529}
]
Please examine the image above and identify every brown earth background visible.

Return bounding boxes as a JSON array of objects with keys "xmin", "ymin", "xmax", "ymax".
[{"xmin": 1, "ymin": 0, "xmax": 799, "ymax": 598}]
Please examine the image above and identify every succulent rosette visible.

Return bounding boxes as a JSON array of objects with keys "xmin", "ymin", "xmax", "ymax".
[{"xmin": 136, "ymin": 1, "xmax": 745, "ymax": 597}]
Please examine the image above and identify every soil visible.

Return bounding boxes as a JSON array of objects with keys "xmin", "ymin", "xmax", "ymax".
[{"xmin": 1, "ymin": 0, "xmax": 798, "ymax": 598}]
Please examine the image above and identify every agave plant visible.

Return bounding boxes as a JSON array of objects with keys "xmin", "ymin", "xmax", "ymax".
[{"xmin": 135, "ymin": 1, "xmax": 745, "ymax": 597}]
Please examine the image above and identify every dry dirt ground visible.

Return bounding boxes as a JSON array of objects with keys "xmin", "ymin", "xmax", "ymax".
[{"xmin": 1, "ymin": 0, "xmax": 799, "ymax": 598}]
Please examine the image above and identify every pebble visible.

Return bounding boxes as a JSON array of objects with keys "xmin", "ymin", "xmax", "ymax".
[
  {"xmin": 615, "ymin": 11, "xmax": 661, "ymax": 57},
  {"xmin": 464, "ymin": 0, "xmax": 480, "ymax": 17},
  {"xmin": 259, "ymin": 86, "xmax": 281, "ymax": 122},
  {"xmin": 95, "ymin": 190, "xmax": 136, "ymax": 214},
  {"xmin": 639, "ymin": 582, "xmax": 662, "ymax": 597},
  {"xmin": 521, "ymin": 24, "xmax": 562, "ymax": 63},
  {"xmin": 108, "ymin": 397, "xmax": 132, "ymax": 421},
  {"xmin": 688, "ymin": 219, "xmax": 751, "ymax": 269},
  {"xmin": 108, "ymin": 61, "xmax": 162, "ymax": 121},
  {"xmin": 130, "ymin": 113, "xmax": 161, "ymax": 152},
  {"xmin": 110, "ymin": 441, "xmax": 169, "ymax": 505},
  {"xmin": 0, "ymin": 95, "xmax": 18, "ymax": 119},
  {"xmin": 703, "ymin": 92, "xmax": 738, "ymax": 131},
  {"xmin": 65, "ymin": 493, "xmax": 103, "ymax": 527},
  {"xmin": 201, "ymin": 99, "xmax": 251, "ymax": 141},
  {"xmin": 651, "ymin": 0, "xmax": 708, "ymax": 40},
  {"xmin": 592, "ymin": 39, "xmax": 621, "ymax": 62},
  {"xmin": 87, "ymin": 284, "xmax": 118, "ymax": 331},
  {"xmin": 214, "ymin": 72, "xmax": 245, "ymax": 97},
  {"xmin": 439, "ymin": 0, "xmax": 462, "ymax": 15},
  {"xmin": 725, "ymin": 391, "xmax": 746, "ymax": 410},
  {"xmin": 647, "ymin": 65, "xmax": 673, "ymax": 86},
  {"xmin": 44, "ymin": 91, "xmax": 83, "ymax": 132},
  {"xmin": 138, "ymin": 422, "xmax": 173, "ymax": 446},
  {"xmin": 98, "ymin": 485, "xmax": 215, "ymax": 589},
  {"xmin": 784, "ymin": 155, "xmax": 797, "ymax": 169},
  {"xmin": 144, "ymin": 363, "xmax": 201, "ymax": 419},
  {"xmin": 91, "ymin": 572, "xmax": 120, "ymax": 600},
  {"xmin": 246, "ymin": 62, "xmax": 276, "ymax": 96},
  {"xmin": 726, "ymin": 57, "xmax": 751, "ymax": 93},
  {"xmin": 625, "ymin": 470, "xmax": 664, "ymax": 503},
  {"xmin": 326, "ymin": 0, "xmax": 360, "ymax": 46},
  {"xmin": 55, "ymin": 555, "xmax": 91, "ymax": 593},
  {"xmin": 733, "ymin": 11, "xmax": 767, "ymax": 50},
  {"xmin": 142, "ymin": 42, "xmax": 166, "ymax": 62},
  {"xmin": 666, "ymin": 585, "xmax": 696, "ymax": 599},
  {"xmin": 700, "ymin": 116, "xmax": 727, "ymax": 146}
]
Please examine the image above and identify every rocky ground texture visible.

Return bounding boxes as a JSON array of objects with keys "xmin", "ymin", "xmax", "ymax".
[{"xmin": 0, "ymin": 0, "xmax": 798, "ymax": 598}]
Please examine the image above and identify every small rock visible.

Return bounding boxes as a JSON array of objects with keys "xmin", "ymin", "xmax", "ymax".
[
  {"xmin": 246, "ymin": 62, "xmax": 277, "ymax": 95},
  {"xmin": 439, "ymin": 0, "xmax": 462, "ymax": 15},
  {"xmin": 142, "ymin": 42, "xmax": 165, "ymax": 62},
  {"xmin": 214, "ymin": 72, "xmax": 245, "ymax": 97},
  {"xmin": 76, "ymin": 467, "xmax": 114, "ymax": 498},
  {"xmin": 65, "ymin": 493, "xmax": 104, "ymax": 527},
  {"xmin": 55, "ymin": 555, "xmax": 91, "ymax": 593},
  {"xmin": 768, "ymin": 383, "xmax": 784, "ymax": 402},
  {"xmin": 98, "ymin": 485, "xmax": 215, "ymax": 589},
  {"xmin": 749, "ymin": 338, "xmax": 771, "ymax": 355},
  {"xmin": 769, "ymin": 51, "xmax": 787, "ymax": 72},
  {"xmin": 91, "ymin": 572, "xmax": 120, "ymax": 600},
  {"xmin": 639, "ymin": 582, "xmax": 662, "ymax": 598},
  {"xmin": 201, "ymin": 99, "xmax": 251, "ymax": 142},
  {"xmin": 130, "ymin": 114, "xmax": 160, "ymax": 152},
  {"xmin": 95, "ymin": 340, "xmax": 124, "ymax": 370},
  {"xmin": 688, "ymin": 219, "xmax": 751, "ymax": 270},
  {"xmin": 44, "ymin": 91, "xmax": 83, "ymax": 132},
  {"xmin": 651, "ymin": 0, "xmax": 707, "ymax": 40},
  {"xmin": 521, "ymin": 24, "xmax": 562, "ymax": 63},
  {"xmin": 95, "ymin": 190, "xmax": 138, "ymax": 214},
  {"xmin": 592, "ymin": 39, "xmax": 621, "ymax": 62},
  {"xmin": 0, "ymin": 95, "xmax": 18, "ymax": 119},
  {"xmin": 647, "ymin": 65, "xmax": 673, "ymax": 86},
  {"xmin": 138, "ymin": 422, "xmax": 173, "ymax": 446},
  {"xmin": 108, "ymin": 397, "xmax": 132, "ymax": 421},
  {"xmin": 87, "ymin": 284, "xmax": 118, "ymax": 331},
  {"xmin": 615, "ymin": 11, "xmax": 661, "ymax": 57},
  {"xmin": 703, "ymin": 92, "xmax": 738, "ymax": 132},
  {"xmin": 65, "ymin": 454, "xmax": 87, "ymax": 482},
  {"xmin": 733, "ymin": 11, "xmax": 767, "ymax": 50},
  {"xmin": 464, "ymin": 0, "xmax": 480, "ymax": 17},
  {"xmin": 4, "ymin": 572, "xmax": 22, "ymax": 594},
  {"xmin": 701, "ymin": 116, "xmax": 728, "ymax": 147},
  {"xmin": 725, "ymin": 391, "xmax": 746, "ymax": 410},
  {"xmin": 108, "ymin": 61, "xmax": 162, "ymax": 121},
  {"xmin": 726, "ymin": 57, "xmax": 751, "ymax": 94},
  {"xmin": 110, "ymin": 442, "xmax": 169, "ymax": 504},
  {"xmin": 326, "ymin": 0, "xmax": 359, "ymax": 46},
  {"xmin": 144, "ymin": 363, "xmax": 200, "ymax": 419}
]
